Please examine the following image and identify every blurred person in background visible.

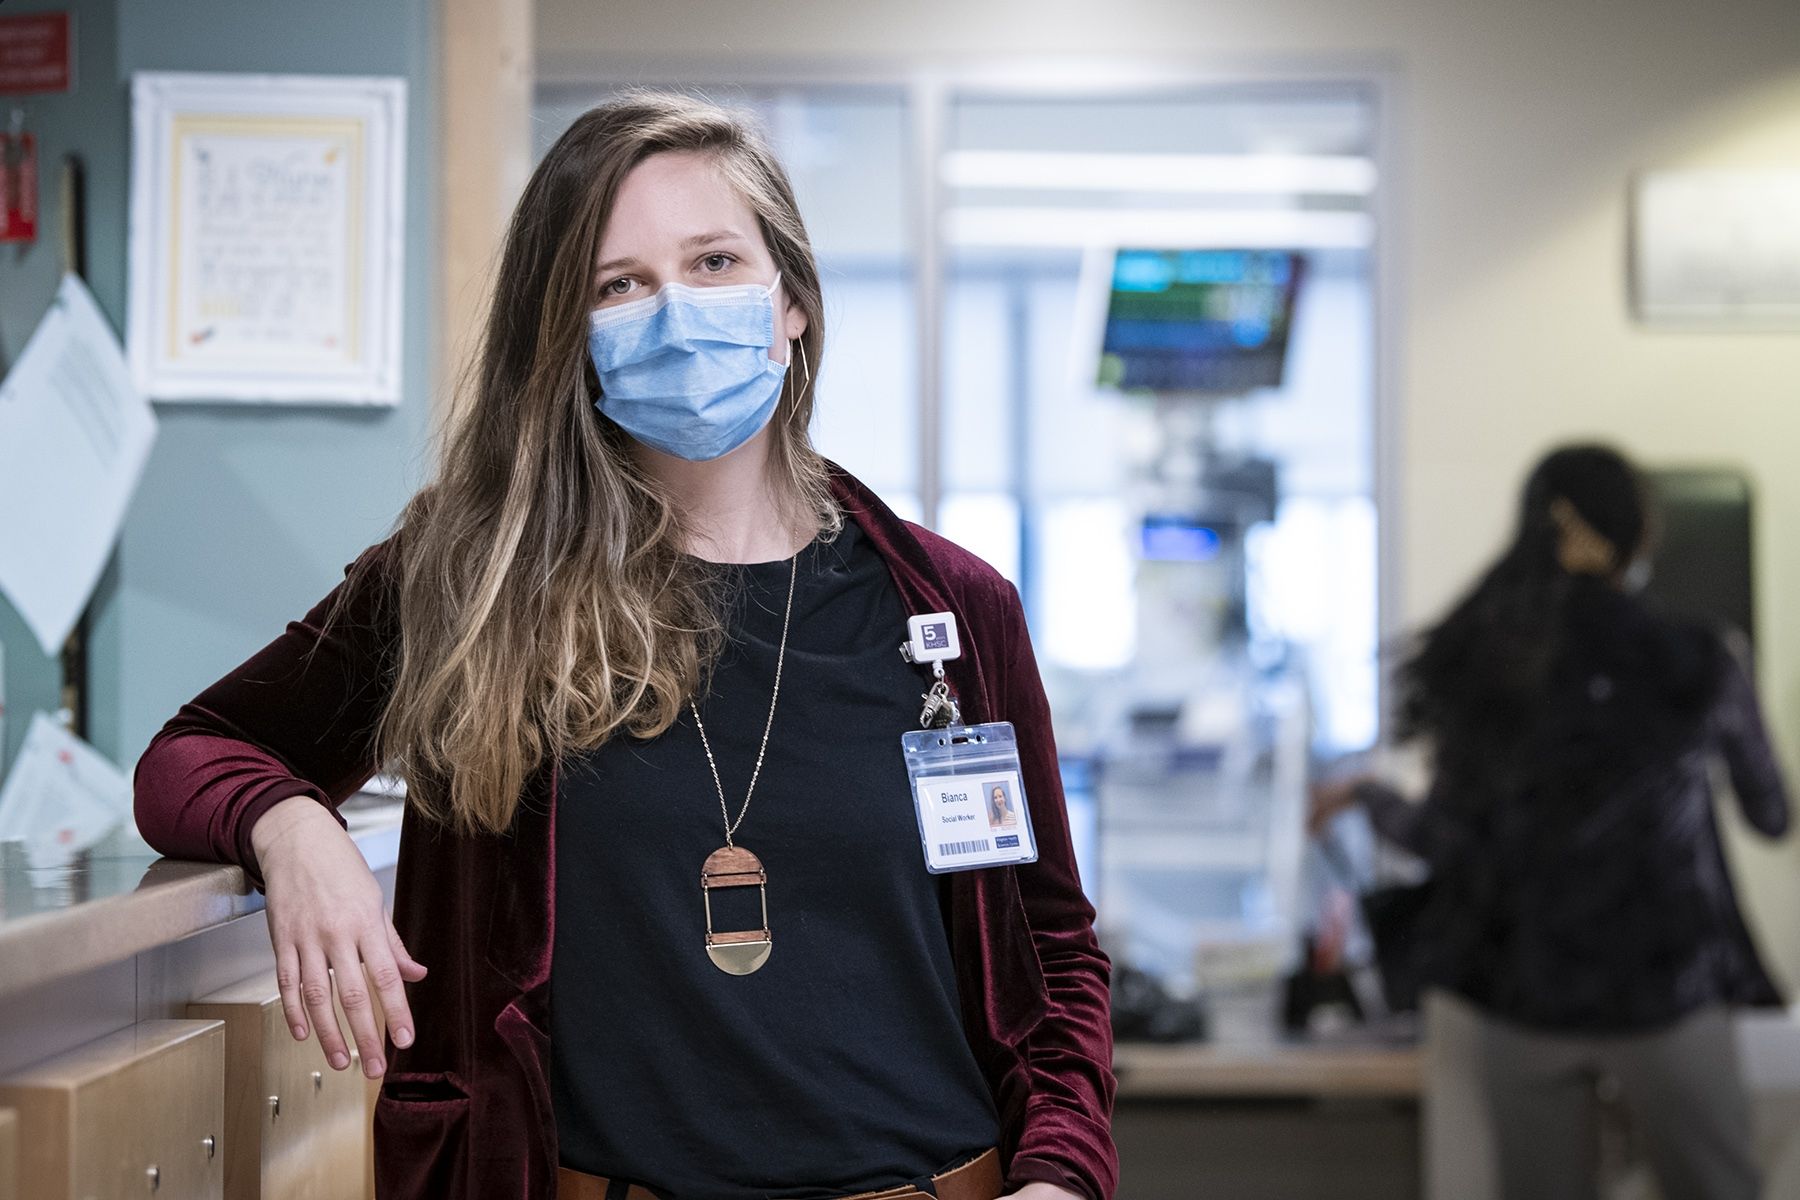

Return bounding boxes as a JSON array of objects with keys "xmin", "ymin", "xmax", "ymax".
[{"xmin": 1311, "ymin": 444, "xmax": 1789, "ymax": 1200}]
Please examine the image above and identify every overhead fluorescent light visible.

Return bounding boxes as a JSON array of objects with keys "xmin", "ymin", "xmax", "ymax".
[
  {"xmin": 943, "ymin": 207, "xmax": 1374, "ymax": 250},
  {"xmin": 942, "ymin": 151, "xmax": 1377, "ymax": 196}
]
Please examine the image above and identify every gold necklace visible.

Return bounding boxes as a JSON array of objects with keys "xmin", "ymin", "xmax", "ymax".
[{"xmin": 691, "ymin": 548, "xmax": 798, "ymax": 976}]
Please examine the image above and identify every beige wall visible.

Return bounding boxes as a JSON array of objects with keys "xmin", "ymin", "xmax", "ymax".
[{"xmin": 535, "ymin": 0, "xmax": 1800, "ymax": 980}]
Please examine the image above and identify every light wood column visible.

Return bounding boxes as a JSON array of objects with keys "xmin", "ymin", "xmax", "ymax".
[
  {"xmin": 0, "ymin": 1107, "xmax": 17, "ymax": 1200},
  {"xmin": 438, "ymin": 0, "xmax": 534, "ymax": 422}
]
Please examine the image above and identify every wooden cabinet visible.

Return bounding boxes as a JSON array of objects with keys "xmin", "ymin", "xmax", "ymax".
[
  {"xmin": 0, "ymin": 1019, "xmax": 225, "ymax": 1199},
  {"xmin": 189, "ymin": 977, "xmax": 375, "ymax": 1200}
]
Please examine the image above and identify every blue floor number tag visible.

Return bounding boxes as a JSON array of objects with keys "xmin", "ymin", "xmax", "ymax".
[{"xmin": 901, "ymin": 722, "xmax": 1039, "ymax": 873}]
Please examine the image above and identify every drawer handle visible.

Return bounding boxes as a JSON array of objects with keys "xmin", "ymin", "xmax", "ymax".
[
  {"xmin": 145, "ymin": 1163, "xmax": 160, "ymax": 1191},
  {"xmin": 268, "ymin": 1094, "xmax": 281, "ymax": 1121},
  {"xmin": 202, "ymin": 1135, "xmax": 216, "ymax": 1160}
]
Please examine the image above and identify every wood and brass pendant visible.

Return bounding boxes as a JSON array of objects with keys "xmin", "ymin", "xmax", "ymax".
[{"xmin": 701, "ymin": 844, "xmax": 772, "ymax": 975}]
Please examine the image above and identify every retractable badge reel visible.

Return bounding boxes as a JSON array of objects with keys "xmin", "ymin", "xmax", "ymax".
[{"xmin": 899, "ymin": 613, "xmax": 1038, "ymax": 874}]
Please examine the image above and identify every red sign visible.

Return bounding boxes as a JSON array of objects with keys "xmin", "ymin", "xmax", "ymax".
[
  {"xmin": 0, "ymin": 130, "xmax": 37, "ymax": 244},
  {"xmin": 0, "ymin": 13, "xmax": 73, "ymax": 95}
]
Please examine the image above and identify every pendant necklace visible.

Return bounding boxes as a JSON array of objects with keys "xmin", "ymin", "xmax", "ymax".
[{"xmin": 692, "ymin": 546, "xmax": 798, "ymax": 976}]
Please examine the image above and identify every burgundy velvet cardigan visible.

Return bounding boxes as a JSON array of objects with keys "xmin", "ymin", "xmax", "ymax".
[{"xmin": 133, "ymin": 469, "xmax": 1119, "ymax": 1200}]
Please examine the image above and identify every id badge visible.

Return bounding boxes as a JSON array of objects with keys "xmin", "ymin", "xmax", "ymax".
[{"xmin": 901, "ymin": 722, "xmax": 1039, "ymax": 873}]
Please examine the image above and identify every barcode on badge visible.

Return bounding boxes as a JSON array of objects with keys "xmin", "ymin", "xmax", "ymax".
[{"xmin": 937, "ymin": 838, "xmax": 992, "ymax": 857}]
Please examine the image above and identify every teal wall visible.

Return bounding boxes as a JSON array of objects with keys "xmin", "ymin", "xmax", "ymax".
[
  {"xmin": 0, "ymin": 0, "xmax": 123, "ymax": 774},
  {"xmin": 0, "ymin": 0, "xmax": 438, "ymax": 783}
]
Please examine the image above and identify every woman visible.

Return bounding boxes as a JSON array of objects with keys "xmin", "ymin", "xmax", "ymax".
[
  {"xmin": 1312, "ymin": 445, "xmax": 1788, "ymax": 1200},
  {"xmin": 134, "ymin": 93, "xmax": 1115, "ymax": 1200},
  {"xmin": 989, "ymin": 784, "xmax": 1019, "ymax": 830}
]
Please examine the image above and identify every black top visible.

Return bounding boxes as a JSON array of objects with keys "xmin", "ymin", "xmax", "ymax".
[
  {"xmin": 1362, "ymin": 584, "xmax": 1790, "ymax": 1032},
  {"xmin": 550, "ymin": 518, "xmax": 1000, "ymax": 1198}
]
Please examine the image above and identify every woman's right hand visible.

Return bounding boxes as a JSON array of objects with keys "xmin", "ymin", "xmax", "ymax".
[
  {"xmin": 249, "ymin": 795, "xmax": 427, "ymax": 1079},
  {"xmin": 1306, "ymin": 777, "xmax": 1366, "ymax": 836}
]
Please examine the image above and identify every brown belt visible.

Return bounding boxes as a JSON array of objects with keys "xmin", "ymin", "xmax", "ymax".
[{"xmin": 556, "ymin": 1147, "xmax": 1003, "ymax": 1200}]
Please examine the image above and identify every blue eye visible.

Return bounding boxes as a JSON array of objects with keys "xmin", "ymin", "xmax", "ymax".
[
  {"xmin": 701, "ymin": 253, "xmax": 736, "ymax": 273},
  {"xmin": 602, "ymin": 277, "xmax": 636, "ymax": 297}
]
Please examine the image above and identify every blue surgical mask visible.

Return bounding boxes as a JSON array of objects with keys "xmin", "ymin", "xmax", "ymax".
[{"xmin": 587, "ymin": 273, "xmax": 787, "ymax": 462}]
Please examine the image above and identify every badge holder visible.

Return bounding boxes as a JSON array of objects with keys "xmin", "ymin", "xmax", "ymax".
[
  {"xmin": 902, "ymin": 722, "xmax": 1039, "ymax": 874},
  {"xmin": 898, "ymin": 612, "xmax": 1038, "ymax": 874}
]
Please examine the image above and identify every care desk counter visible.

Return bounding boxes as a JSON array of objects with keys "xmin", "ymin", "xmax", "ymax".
[
  {"xmin": 0, "ymin": 793, "xmax": 404, "ymax": 1078},
  {"xmin": 0, "ymin": 794, "xmax": 403, "ymax": 1199},
  {"xmin": 1111, "ymin": 1032, "xmax": 1423, "ymax": 1200}
]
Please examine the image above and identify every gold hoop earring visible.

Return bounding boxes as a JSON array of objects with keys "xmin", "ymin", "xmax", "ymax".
[{"xmin": 792, "ymin": 338, "xmax": 811, "ymax": 396}]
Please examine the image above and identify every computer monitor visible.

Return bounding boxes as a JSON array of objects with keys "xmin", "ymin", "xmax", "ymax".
[
  {"xmin": 1090, "ymin": 249, "xmax": 1305, "ymax": 395},
  {"xmin": 1644, "ymin": 467, "xmax": 1755, "ymax": 647}
]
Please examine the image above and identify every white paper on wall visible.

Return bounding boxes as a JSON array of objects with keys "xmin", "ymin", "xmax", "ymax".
[
  {"xmin": 0, "ymin": 712, "xmax": 131, "ymax": 869},
  {"xmin": 0, "ymin": 273, "xmax": 158, "ymax": 656}
]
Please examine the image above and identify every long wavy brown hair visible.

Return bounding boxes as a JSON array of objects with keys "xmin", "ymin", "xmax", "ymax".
[{"xmin": 359, "ymin": 92, "xmax": 837, "ymax": 836}]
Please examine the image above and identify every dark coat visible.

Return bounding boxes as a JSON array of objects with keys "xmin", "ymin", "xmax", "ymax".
[
  {"xmin": 1362, "ymin": 587, "xmax": 1789, "ymax": 1032},
  {"xmin": 133, "ymin": 468, "xmax": 1118, "ymax": 1200}
]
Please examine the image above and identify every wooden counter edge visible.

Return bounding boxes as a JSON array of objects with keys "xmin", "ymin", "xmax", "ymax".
[
  {"xmin": 1112, "ymin": 1040, "xmax": 1423, "ymax": 1100},
  {"xmin": 0, "ymin": 819, "xmax": 403, "ymax": 1002}
]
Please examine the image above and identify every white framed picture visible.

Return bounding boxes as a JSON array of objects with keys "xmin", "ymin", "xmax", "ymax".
[{"xmin": 128, "ymin": 71, "xmax": 407, "ymax": 404}]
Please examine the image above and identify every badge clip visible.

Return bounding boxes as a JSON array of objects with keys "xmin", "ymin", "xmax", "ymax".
[
  {"xmin": 901, "ymin": 612, "xmax": 962, "ymax": 728},
  {"xmin": 919, "ymin": 664, "xmax": 960, "ymax": 729}
]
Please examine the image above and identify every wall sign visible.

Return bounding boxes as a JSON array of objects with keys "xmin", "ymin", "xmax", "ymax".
[
  {"xmin": 127, "ymin": 71, "xmax": 408, "ymax": 404},
  {"xmin": 1632, "ymin": 169, "xmax": 1800, "ymax": 327},
  {"xmin": 0, "ymin": 13, "xmax": 73, "ymax": 96}
]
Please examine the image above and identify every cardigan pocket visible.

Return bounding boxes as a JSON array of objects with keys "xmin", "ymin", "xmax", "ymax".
[{"xmin": 374, "ymin": 1071, "xmax": 471, "ymax": 1197}]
